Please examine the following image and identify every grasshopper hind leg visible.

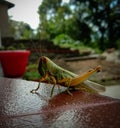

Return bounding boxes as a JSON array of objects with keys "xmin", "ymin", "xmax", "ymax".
[
  {"xmin": 50, "ymin": 84, "xmax": 56, "ymax": 98},
  {"xmin": 30, "ymin": 82, "xmax": 41, "ymax": 93},
  {"xmin": 66, "ymin": 80, "xmax": 73, "ymax": 96}
]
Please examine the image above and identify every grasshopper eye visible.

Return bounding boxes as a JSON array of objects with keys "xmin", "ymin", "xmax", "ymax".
[
  {"xmin": 96, "ymin": 66, "xmax": 102, "ymax": 72},
  {"xmin": 88, "ymin": 69, "xmax": 93, "ymax": 72}
]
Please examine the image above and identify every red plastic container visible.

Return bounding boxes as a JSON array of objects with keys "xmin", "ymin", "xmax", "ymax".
[{"xmin": 0, "ymin": 50, "xmax": 30, "ymax": 77}]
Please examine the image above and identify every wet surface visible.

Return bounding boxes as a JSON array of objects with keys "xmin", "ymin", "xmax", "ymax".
[
  {"xmin": 0, "ymin": 77, "xmax": 120, "ymax": 128},
  {"xmin": 100, "ymin": 85, "xmax": 120, "ymax": 99}
]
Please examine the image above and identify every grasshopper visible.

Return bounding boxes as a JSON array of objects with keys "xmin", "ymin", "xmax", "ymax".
[{"xmin": 31, "ymin": 56, "xmax": 105, "ymax": 97}]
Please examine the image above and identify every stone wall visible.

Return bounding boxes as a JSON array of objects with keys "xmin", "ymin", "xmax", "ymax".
[{"xmin": 1, "ymin": 38, "xmax": 80, "ymax": 62}]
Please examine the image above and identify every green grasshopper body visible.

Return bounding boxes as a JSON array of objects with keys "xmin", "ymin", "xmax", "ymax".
[{"xmin": 31, "ymin": 56, "xmax": 105, "ymax": 96}]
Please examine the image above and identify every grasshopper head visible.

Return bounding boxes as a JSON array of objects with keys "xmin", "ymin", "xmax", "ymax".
[{"xmin": 38, "ymin": 56, "xmax": 59, "ymax": 76}]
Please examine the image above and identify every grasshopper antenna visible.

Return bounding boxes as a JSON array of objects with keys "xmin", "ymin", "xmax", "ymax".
[{"xmin": 30, "ymin": 38, "xmax": 42, "ymax": 57}]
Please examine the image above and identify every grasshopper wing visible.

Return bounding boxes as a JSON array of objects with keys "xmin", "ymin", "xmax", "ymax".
[{"xmin": 84, "ymin": 80, "xmax": 105, "ymax": 92}]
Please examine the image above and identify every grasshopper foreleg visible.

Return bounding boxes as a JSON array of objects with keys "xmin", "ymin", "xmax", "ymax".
[
  {"xmin": 30, "ymin": 74, "xmax": 48, "ymax": 93},
  {"xmin": 30, "ymin": 82, "xmax": 41, "ymax": 93}
]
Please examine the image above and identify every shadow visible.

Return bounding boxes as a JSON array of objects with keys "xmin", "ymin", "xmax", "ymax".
[
  {"xmin": 38, "ymin": 90, "xmax": 120, "ymax": 127},
  {"xmin": 34, "ymin": 92, "xmax": 49, "ymax": 102}
]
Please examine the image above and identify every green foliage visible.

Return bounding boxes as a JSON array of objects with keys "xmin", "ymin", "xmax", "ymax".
[
  {"xmin": 0, "ymin": 46, "xmax": 5, "ymax": 50},
  {"xmin": 23, "ymin": 64, "xmax": 41, "ymax": 81},
  {"xmin": 22, "ymin": 29, "xmax": 33, "ymax": 39},
  {"xmin": 38, "ymin": 0, "xmax": 74, "ymax": 40},
  {"xmin": 53, "ymin": 34, "xmax": 96, "ymax": 53},
  {"xmin": 9, "ymin": 19, "xmax": 35, "ymax": 39},
  {"xmin": 88, "ymin": 41, "xmax": 102, "ymax": 54},
  {"xmin": 0, "ymin": 43, "xmax": 25, "ymax": 50},
  {"xmin": 72, "ymin": 0, "xmax": 120, "ymax": 50},
  {"xmin": 116, "ymin": 39, "xmax": 120, "ymax": 50},
  {"xmin": 19, "ymin": 43, "xmax": 25, "ymax": 50},
  {"xmin": 6, "ymin": 46, "xmax": 16, "ymax": 50},
  {"xmin": 53, "ymin": 34, "xmax": 75, "ymax": 48},
  {"xmin": 37, "ymin": 0, "xmax": 120, "ymax": 51}
]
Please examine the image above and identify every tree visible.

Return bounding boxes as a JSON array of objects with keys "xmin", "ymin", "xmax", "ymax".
[
  {"xmin": 38, "ymin": 0, "xmax": 62, "ymax": 39},
  {"xmin": 38, "ymin": 0, "xmax": 120, "ymax": 50},
  {"xmin": 9, "ymin": 17, "xmax": 34, "ymax": 39},
  {"xmin": 38, "ymin": 0, "xmax": 91, "ymax": 41},
  {"xmin": 70, "ymin": 0, "xmax": 120, "ymax": 50}
]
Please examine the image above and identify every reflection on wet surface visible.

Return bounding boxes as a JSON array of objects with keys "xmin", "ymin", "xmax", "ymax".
[{"xmin": 0, "ymin": 77, "xmax": 120, "ymax": 128}]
